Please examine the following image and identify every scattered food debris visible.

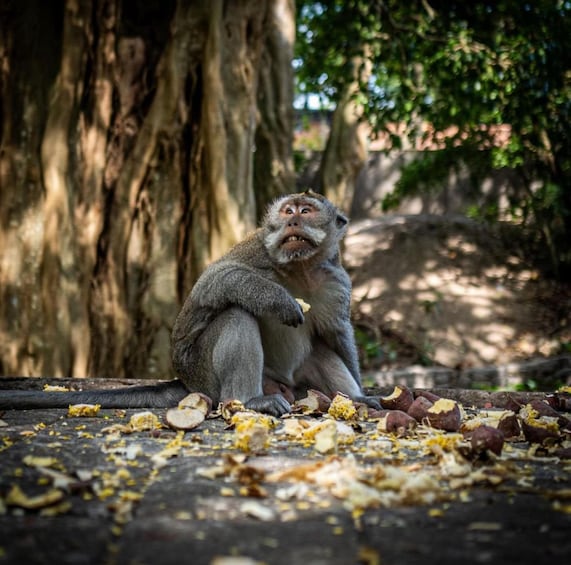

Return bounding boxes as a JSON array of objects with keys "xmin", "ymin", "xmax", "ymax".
[{"xmin": 68, "ymin": 404, "xmax": 101, "ymax": 417}]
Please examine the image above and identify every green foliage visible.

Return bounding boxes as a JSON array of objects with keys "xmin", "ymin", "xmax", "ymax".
[
  {"xmin": 354, "ymin": 327, "xmax": 397, "ymax": 368},
  {"xmin": 514, "ymin": 379, "xmax": 539, "ymax": 392},
  {"xmin": 296, "ymin": 0, "xmax": 571, "ymax": 278},
  {"xmin": 514, "ymin": 376, "xmax": 567, "ymax": 393},
  {"xmin": 382, "ymin": 145, "xmax": 489, "ymax": 212},
  {"xmin": 296, "ymin": 1, "xmax": 383, "ymax": 105}
]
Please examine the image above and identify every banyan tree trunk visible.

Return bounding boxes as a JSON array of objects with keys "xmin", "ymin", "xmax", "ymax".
[
  {"xmin": 0, "ymin": 0, "xmax": 295, "ymax": 380},
  {"xmin": 318, "ymin": 54, "xmax": 371, "ymax": 213}
]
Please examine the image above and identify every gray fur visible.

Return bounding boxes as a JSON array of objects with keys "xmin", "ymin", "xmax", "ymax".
[
  {"xmin": 171, "ymin": 190, "xmax": 380, "ymax": 416},
  {"xmin": 0, "ymin": 381, "xmax": 188, "ymax": 410}
]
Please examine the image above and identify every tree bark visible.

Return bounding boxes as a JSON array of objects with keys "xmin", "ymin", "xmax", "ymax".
[
  {"xmin": 1, "ymin": 1, "xmax": 65, "ymax": 376},
  {"xmin": 40, "ymin": 0, "xmax": 91, "ymax": 377},
  {"xmin": 254, "ymin": 0, "xmax": 296, "ymax": 216},
  {"xmin": 0, "ymin": 0, "xmax": 290, "ymax": 380},
  {"xmin": 318, "ymin": 55, "xmax": 371, "ymax": 213}
]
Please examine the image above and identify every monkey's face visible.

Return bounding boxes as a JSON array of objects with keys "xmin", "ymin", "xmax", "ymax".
[{"xmin": 263, "ymin": 193, "xmax": 347, "ymax": 264}]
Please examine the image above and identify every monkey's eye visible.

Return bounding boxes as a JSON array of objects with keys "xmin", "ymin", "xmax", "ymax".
[
  {"xmin": 284, "ymin": 206, "xmax": 295, "ymax": 215},
  {"xmin": 300, "ymin": 207, "xmax": 311, "ymax": 214}
]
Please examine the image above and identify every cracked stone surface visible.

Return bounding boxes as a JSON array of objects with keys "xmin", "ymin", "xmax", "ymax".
[{"xmin": 0, "ymin": 380, "xmax": 570, "ymax": 565}]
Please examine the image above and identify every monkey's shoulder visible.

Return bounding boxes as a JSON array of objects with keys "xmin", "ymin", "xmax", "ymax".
[{"xmin": 221, "ymin": 230, "xmax": 273, "ymax": 269}]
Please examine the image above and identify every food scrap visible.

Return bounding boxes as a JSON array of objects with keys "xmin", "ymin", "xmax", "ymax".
[
  {"xmin": 67, "ymin": 404, "xmax": 101, "ymax": 418},
  {"xmin": 295, "ymin": 298, "xmax": 311, "ymax": 313}
]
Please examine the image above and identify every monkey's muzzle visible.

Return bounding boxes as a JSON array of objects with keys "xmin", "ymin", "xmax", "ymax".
[{"xmin": 281, "ymin": 235, "xmax": 315, "ymax": 253}]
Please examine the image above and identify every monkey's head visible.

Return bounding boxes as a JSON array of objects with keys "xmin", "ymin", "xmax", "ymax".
[{"xmin": 263, "ymin": 190, "xmax": 348, "ymax": 265}]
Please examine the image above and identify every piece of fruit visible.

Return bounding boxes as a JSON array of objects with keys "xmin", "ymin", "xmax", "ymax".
[
  {"xmin": 295, "ymin": 298, "xmax": 311, "ymax": 313},
  {"xmin": 67, "ymin": 404, "xmax": 100, "ymax": 417},
  {"xmin": 408, "ymin": 396, "xmax": 434, "ymax": 422},
  {"xmin": 413, "ymin": 390, "xmax": 441, "ymax": 403},
  {"xmin": 465, "ymin": 425, "xmax": 504, "ymax": 456},
  {"xmin": 377, "ymin": 410, "xmax": 417, "ymax": 435},
  {"xmin": 461, "ymin": 409, "xmax": 521, "ymax": 439},
  {"xmin": 497, "ymin": 412, "xmax": 521, "ymax": 438},
  {"xmin": 129, "ymin": 411, "xmax": 161, "ymax": 431},
  {"xmin": 177, "ymin": 392, "xmax": 212, "ymax": 416},
  {"xmin": 356, "ymin": 404, "xmax": 384, "ymax": 420},
  {"xmin": 232, "ymin": 413, "xmax": 273, "ymax": 453},
  {"xmin": 305, "ymin": 419, "xmax": 356, "ymax": 454},
  {"xmin": 521, "ymin": 417, "xmax": 560, "ymax": 444},
  {"xmin": 426, "ymin": 398, "xmax": 462, "ymax": 432},
  {"xmin": 528, "ymin": 399, "xmax": 570, "ymax": 429},
  {"xmin": 220, "ymin": 399, "xmax": 247, "ymax": 421},
  {"xmin": 504, "ymin": 394, "xmax": 524, "ymax": 413},
  {"xmin": 381, "ymin": 385, "xmax": 414, "ymax": 412},
  {"xmin": 546, "ymin": 390, "xmax": 571, "ymax": 411},
  {"xmin": 293, "ymin": 389, "xmax": 332, "ymax": 414},
  {"xmin": 328, "ymin": 393, "xmax": 357, "ymax": 420},
  {"xmin": 165, "ymin": 407, "xmax": 205, "ymax": 430}
]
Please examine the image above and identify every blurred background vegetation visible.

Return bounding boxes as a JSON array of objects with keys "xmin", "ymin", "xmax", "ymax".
[{"xmin": 296, "ymin": 0, "xmax": 571, "ymax": 278}]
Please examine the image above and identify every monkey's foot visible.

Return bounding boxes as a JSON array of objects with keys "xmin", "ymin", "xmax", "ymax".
[
  {"xmin": 355, "ymin": 395, "xmax": 382, "ymax": 411},
  {"xmin": 245, "ymin": 394, "xmax": 291, "ymax": 417}
]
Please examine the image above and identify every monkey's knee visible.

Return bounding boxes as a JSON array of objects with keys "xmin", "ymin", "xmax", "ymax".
[
  {"xmin": 212, "ymin": 308, "xmax": 262, "ymax": 369},
  {"xmin": 296, "ymin": 346, "xmax": 362, "ymax": 399},
  {"xmin": 211, "ymin": 308, "xmax": 264, "ymax": 400}
]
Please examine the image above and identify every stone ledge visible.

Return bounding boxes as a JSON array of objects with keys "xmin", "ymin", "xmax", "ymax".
[{"xmin": 366, "ymin": 354, "xmax": 571, "ymax": 391}]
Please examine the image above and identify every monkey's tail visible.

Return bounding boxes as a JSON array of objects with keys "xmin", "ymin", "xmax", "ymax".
[{"xmin": 0, "ymin": 380, "xmax": 189, "ymax": 410}]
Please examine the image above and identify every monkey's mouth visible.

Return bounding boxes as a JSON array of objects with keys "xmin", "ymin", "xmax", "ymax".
[
  {"xmin": 280, "ymin": 235, "xmax": 317, "ymax": 260},
  {"xmin": 281, "ymin": 235, "xmax": 315, "ymax": 248}
]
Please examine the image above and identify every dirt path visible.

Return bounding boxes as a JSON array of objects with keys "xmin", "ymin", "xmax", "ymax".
[{"xmin": 345, "ymin": 215, "xmax": 571, "ymax": 371}]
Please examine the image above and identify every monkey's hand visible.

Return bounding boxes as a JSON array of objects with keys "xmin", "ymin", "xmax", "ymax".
[
  {"xmin": 245, "ymin": 394, "xmax": 292, "ymax": 417},
  {"xmin": 277, "ymin": 298, "xmax": 305, "ymax": 327},
  {"xmin": 354, "ymin": 395, "xmax": 382, "ymax": 411}
]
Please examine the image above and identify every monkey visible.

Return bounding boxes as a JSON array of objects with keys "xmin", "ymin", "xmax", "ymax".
[
  {"xmin": 171, "ymin": 189, "xmax": 381, "ymax": 416},
  {"xmin": 0, "ymin": 191, "xmax": 380, "ymax": 416}
]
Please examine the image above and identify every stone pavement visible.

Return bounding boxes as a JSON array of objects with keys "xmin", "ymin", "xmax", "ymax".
[
  {"xmin": 0, "ymin": 379, "xmax": 570, "ymax": 565},
  {"xmin": 367, "ymin": 354, "xmax": 571, "ymax": 390}
]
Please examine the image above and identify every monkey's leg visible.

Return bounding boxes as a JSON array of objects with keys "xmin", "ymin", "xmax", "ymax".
[
  {"xmin": 295, "ymin": 343, "xmax": 381, "ymax": 409},
  {"xmin": 208, "ymin": 308, "xmax": 292, "ymax": 417}
]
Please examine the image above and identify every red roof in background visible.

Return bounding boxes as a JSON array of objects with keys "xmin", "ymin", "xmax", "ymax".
[{"xmin": 294, "ymin": 112, "xmax": 511, "ymax": 152}]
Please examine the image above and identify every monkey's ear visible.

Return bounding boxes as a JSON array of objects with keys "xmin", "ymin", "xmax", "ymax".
[{"xmin": 336, "ymin": 213, "xmax": 348, "ymax": 229}]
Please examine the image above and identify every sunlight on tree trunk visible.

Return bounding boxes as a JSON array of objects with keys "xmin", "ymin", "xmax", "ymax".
[
  {"xmin": 183, "ymin": 0, "xmax": 272, "ymax": 285},
  {"xmin": 319, "ymin": 55, "xmax": 371, "ymax": 213},
  {"xmin": 0, "ymin": 3, "xmax": 56, "ymax": 377},
  {"xmin": 40, "ymin": 0, "xmax": 91, "ymax": 377},
  {"xmin": 0, "ymin": 0, "xmax": 286, "ymax": 379},
  {"xmin": 76, "ymin": 0, "xmax": 115, "ymax": 377},
  {"xmin": 254, "ymin": 0, "xmax": 296, "ymax": 215},
  {"xmin": 200, "ymin": 0, "xmax": 249, "ymax": 264}
]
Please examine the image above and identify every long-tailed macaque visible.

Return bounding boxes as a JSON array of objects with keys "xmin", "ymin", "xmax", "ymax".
[{"xmin": 0, "ymin": 191, "xmax": 380, "ymax": 416}]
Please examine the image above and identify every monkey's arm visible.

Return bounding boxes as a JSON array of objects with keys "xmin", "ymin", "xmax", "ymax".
[
  {"xmin": 333, "ymin": 325, "xmax": 383, "ymax": 410},
  {"xmin": 316, "ymin": 265, "xmax": 362, "ymax": 384},
  {"xmin": 329, "ymin": 320, "xmax": 362, "ymax": 384},
  {"xmin": 190, "ymin": 260, "xmax": 304, "ymax": 327}
]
